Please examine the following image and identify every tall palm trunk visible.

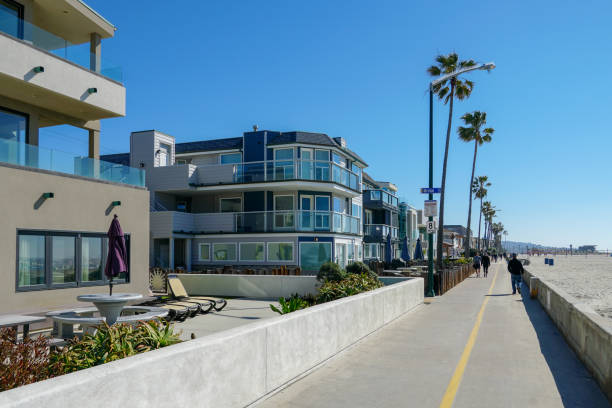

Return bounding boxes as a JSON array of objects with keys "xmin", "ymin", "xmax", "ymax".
[
  {"xmin": 477, "ymin": 198, "xmax": 483, "ymax": 251},
  {"xmin": 436, "ymin": 78, "xmax": 455, "ymax": 268},
  {"xmin": 464, "ymin": 141, "xmax": 478, "ymax": 256}
]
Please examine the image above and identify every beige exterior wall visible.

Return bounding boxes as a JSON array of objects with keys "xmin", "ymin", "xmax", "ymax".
[
  {"xmin": 0, "ymin": 164, "xmax": 149, "ymax": 314},
  {"xmin": 0, "ymin": 32, "xmax": 125, "ymax": 121}
]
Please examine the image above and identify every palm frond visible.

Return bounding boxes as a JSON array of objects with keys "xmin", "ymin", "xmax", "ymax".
[{"xmin": 427, "ymin": 65, "xmax": 441, "ymax": 76}]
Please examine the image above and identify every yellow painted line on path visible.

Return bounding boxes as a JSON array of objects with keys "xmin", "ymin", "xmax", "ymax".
[{"xmin": 439, "ymin": 265, "xmax": 500, "ymax": 408}]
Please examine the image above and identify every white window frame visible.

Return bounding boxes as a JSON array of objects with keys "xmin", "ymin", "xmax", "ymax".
[
  {"xmin": 198, "ymin": 243, "xmax": 211, "ymax": 261},
  {"xmin": 219, "ymin": 197, "xmax": 242, "ymax": 213},
  {"xmin": 267, "ymin": 242, "xmax": 294, "ymax": 262},
  {"xmin": 212, "ymin": 243, "xmax": 237, "ymax": 262},
  {"xmin": 239, "ymin": 242, "xmax": 265, "ymax": 262}
]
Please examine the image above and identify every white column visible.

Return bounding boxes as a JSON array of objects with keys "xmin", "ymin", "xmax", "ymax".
[
  {"xmin": 169, "ymin": 237, "xmax": 175, "ymax": 270},
  {"xmin": 186, "ymin": 239, "xmax": 192, "ymax": 272}
]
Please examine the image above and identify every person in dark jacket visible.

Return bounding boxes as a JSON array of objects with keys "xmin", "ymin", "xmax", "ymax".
[
  {"xmin": 507, "ymin": 253, "xmax": 524, "ymax": 294},
  {"xmin": 481, "ymin": 253, "xmax": 491, "ymax": 277}
]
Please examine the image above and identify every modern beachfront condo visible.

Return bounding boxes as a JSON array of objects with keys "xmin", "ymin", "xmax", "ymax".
[
  {"xmin": 399, "ymin": 202, "xmax": 419, "ymax": 259},
  {"xmin": 362, "ymin": 174, "xmax": 400, "ymax": 261},
  {"xmin": 104, "ymin": 129, "xmax": 366, "ymax": 273},
  {"xmin": 0, "ymin": 0, "xmax": 149, "ymax": 314}
]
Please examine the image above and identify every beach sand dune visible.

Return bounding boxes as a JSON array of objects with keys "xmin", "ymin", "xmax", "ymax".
[{"xmin": 526, "ymin": 254, "xmax": 612, "ymax": 322}]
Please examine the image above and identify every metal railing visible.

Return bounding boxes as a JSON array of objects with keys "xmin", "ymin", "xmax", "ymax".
[
  {"xmin": 192, "ymin": 159, "xmax": 362, "ymax": 191},
  {"xmin": 364, "ymin": 224, "xmax": 399, "ymax": 239},
  {"xmin": 164, "ymin": 210, "xmax": 361, "ymax": 235},
  {"xmin": 0, "ymin": 139, "xmax": 144, "ymax": 187}
]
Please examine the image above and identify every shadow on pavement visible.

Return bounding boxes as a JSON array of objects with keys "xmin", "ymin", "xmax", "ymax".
[{"xmin": 519, "ymin": 286, "xmax": 610, "ymax": 407}]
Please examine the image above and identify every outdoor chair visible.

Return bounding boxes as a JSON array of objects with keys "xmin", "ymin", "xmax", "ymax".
[
  {"xmin": 143, "ymin": 302, "xmax": 191, "ymax": 322},
  {"xmin": 167, "ymin": 275, "xmax": 228, "ymax": 312}
]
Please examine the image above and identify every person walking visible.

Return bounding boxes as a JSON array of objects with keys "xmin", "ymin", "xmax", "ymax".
[
  {"xmin": 507, "ymin": 253, "xmax": 524, "ymax": 294},
  {"xmin": 473, "ymin": 253, "xmax": 482, "ymax": 277},
  {"xmin": 481, "ymin": 252, "xmax": 491, "ymax": 277}
]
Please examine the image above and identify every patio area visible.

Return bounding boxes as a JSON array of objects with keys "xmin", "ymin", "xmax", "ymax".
[{"xmin": 173, "ymin": 298, "xmax": 280, "ymax": 341}]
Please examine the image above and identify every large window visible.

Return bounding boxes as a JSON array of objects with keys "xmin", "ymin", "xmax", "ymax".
[
  {"xmin": 18, "ymin": 235, "xmax": 45, "ymax": 288},
  {"xmin": 274, "ymin": 148, "xmax": 294, "ymax": 180},
  {"xmin": 274, "ymin": 195, "xmax": 294, "ymax": 229},
  {"xmin": 315, "ymin": 196, "xmax": 330, "ymax": 229},
  {"xmin": 239, "ymin": 242, "xmax": 264, "ymax": 261},
  {"xmin": 300, "ymin": 242, "xmax": 331, "ymax": 271},
  {"xmin": 17, "ymin": 231, "xmax": 129, "ymax": 291},
  {"xmin": 314, "ymin": 150, "xmax": 330, "ymax": 180},
  {"xmin": 220, "ymin": 153, "xmax": 242, "ymax": 164},
  {"xmin": 213, "ymin": 243, "xmax": 236, "ymax": 261},
  {"xmin": 52, "ymin": 236, "xmax": 75, "ymax": 284},
  {"xmin": 0, "ymin": 0, "xmax": 24, "ymax": 39},
  {"xmin": 220, "ymin": 197, "xmax": 241, "ymax": 212},
  {"xmin": 81, "ymin": 237, "xmax": 103, "ymax": 282},
  {"xmin": 268, "ymin": 242, "xmax": 294, "ymax": 262}
]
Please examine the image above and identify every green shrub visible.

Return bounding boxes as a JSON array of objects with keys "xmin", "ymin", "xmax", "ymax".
[
  {"xmin": 346, "ymin": 261, "xmax": 377, "ymax": 279},
  {"xmin": 316, "ymin": 273, "xmax": 384, "ymax": 304},
  {"xmin": 49, "ymin": 320, "xmax": 181, "ymax": 375},
  {"xmin": 270, "ymin": 295, "xmax": 309, "ymax": 315},
  {"xmin": 317, "ymin": 261, "xmax": 347, "ymax": 282},
  {"xmin": 0, "ymin": 328, "xmax": 50, "ymax": 391}
]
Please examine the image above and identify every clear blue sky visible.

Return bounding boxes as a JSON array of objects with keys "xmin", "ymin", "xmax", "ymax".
[{"xmin": 43, "ymin": 0, "xmax": 612, "ymax": 250}]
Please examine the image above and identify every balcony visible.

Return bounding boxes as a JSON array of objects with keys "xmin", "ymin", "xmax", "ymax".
[
  {"xmin": 363, "ymin": 189, "xmax": 399, "ymax": 209},
  {"xmin": 0, "ymin": 139, "xmax": 144, "ymax": 187},
  {"xmin": 150, "ymin": 210, "xmax": 361, "ymax": 237},
  {"xmin": 183, "ymin": 159, "xmax": 361, "ymax": 192},
  {"xmin": 364, "ymin": 224, "xmax": 399, "ymax": 240},
  {"xmin": 0, "ymin": 18, "xmax": 125, "ymax": 120}
]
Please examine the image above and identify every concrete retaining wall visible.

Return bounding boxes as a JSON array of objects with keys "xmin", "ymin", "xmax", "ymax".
[
  {"xmin": 524, "ymin": 270, "xmax": 612, "ymax": 402},
  {"xmin": 178, "ymin": 274, "xmax": 412, "ymax": 299},
  {"xmin": 178, "ymin": 274, "xmax": 321, "ymax": 298},
  {"xmin": 0, "ymin": 278, "xmax": 423, "ymax": 408}
]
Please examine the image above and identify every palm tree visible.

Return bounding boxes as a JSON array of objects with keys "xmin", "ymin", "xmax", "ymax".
[
  {"xmin": 472, "ymin": 176, "xmax": 491, "ymax": 251},
  {"xmin": 481, "ymin": 201, "xmax": 495, "ymax": 249},
  {"xmin": 427, "ymin": 53, "xmax": 476, "ymax": 267},
  {"xmin": 485, "ymin": 208, "xmax": 500, "ymax": 249},
  {"xmin": 458, "ymin": 111, "xmax": 494, "ymax": 256}
]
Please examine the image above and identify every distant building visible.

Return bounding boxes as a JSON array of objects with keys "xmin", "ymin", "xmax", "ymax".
[{"xmin": 578, "ymin": 245, "xmax": 597, "ymax": 253}]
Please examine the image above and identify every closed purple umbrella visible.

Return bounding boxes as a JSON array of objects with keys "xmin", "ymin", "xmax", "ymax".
[{"xmin": 104, "ymin": 215, "xmax": 128, "ymax": 295}]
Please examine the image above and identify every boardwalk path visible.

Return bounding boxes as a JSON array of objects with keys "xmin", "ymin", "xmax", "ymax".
[{"xmin": 257, "ymin": 262, "xmax": 610, "ymax": 408}]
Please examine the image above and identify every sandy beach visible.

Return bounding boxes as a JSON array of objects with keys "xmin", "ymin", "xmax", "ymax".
[{"xmin": 524, "ymin": 254, "xmax": 612, "ymax": 322}]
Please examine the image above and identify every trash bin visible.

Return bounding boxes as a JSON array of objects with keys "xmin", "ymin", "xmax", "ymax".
[
  {"xmin": 544, "ymin": 258, "xmax": 549, "ymax": 264},
  {"xmin": 549, "ymin": 258, "xmax": 554, "ymax": 266}
]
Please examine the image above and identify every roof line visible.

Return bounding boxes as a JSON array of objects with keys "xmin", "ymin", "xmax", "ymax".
[{"xmin": 76, "ymin": 0, "xmax": 116, "ymax": 30}]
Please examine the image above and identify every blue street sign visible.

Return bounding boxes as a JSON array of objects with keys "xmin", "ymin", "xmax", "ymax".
[{"xmin": 420, "ymin": 188, "xmax": 441, "ymax": 194}]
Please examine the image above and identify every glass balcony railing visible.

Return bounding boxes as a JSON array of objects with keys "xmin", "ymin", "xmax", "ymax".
[
  {"xmin": 0, "ymin": 17, "xmax": 122, "ymax": 82},
  {"xmin": 193, "ymin": 160, "xmax": 362, "ymax": 192},
  {"xmin": 168, "ymin": 210, "xmax": 361, "ymax": 235},
  {"xmin": 364, "ymin": 224, "xmax": 399, "ymax": 239},
  {"xmin": 366, "ymin": 189, "xmax": 399, "ymax": 207},
  {"xmin": 0, "ymin": 139, "xmax": 144, "ymax": 187}
]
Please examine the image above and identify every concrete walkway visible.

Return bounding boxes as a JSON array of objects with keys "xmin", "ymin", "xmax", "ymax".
[{"xmin": 258, "ymin": 262, "xmax": 610, "ymax": 408}]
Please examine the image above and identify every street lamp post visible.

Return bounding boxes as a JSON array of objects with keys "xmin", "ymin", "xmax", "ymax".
[{"xmin": 426, "ymin": 62, "xmax": 495, "ymax": 297}]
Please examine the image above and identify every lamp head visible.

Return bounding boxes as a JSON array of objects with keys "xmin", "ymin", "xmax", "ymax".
[{"xmin": 480, "ymin": 62, "xmax": 496, "ymax": 71}]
